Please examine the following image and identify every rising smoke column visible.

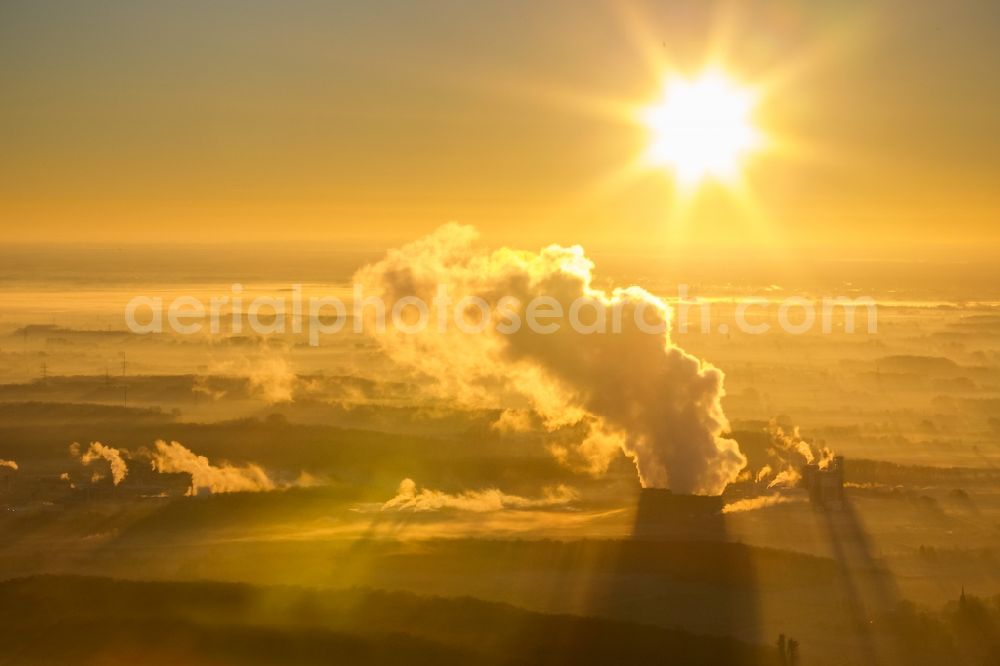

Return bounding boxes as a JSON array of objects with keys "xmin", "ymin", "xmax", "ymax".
[
  {"xmin": 76, "ymin": 442, "xmax": 128, "ymax": 485},
  {"xmin": 150, "ymin": 440, "xmax": 276, "ymax": 494},
  {"xmin": 354, "ymin": 224, "xmax": 745, "ymax": 494},
  {"xmin": 757, "ymin": 422, "xmax": 835, "ymax": 489}
]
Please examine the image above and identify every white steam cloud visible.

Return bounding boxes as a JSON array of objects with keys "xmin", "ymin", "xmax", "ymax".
[
  {"xmin": 723, "ymin": 493, "xmax": 804, "ymax": 514},
  {"xmin": 767, "ymin": 468, "xmax": 801, "ymax": 489},
  {"xmin": 380, "ymin": 478, "xmax": 578, "ymax": 513},
  {"xmin": 243, "ymin": 355, "xmax": 297, "ymax": 404},
  {"xmin": 150, "ymin": 440, "xmax": 276, "ymax": 495},
  {"xmin": 77, "ymin": 442, "xmax": 128, "ymax": 486},
  {"xmin": 755, "ymin": 423, "xmax": 836, "ymax": 489},
  {"xmin": 355, "ymin": 224, "xmax": 745, "ymax": 494},
  {"xmin": 200, "ymin": 354, "xmax": 297, "ymax": 404}
]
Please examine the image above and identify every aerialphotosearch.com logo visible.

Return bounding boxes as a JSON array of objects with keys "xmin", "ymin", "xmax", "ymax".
[{"xmin": 124, "ymin": 283, "xmax": 878, "ymax": 346}]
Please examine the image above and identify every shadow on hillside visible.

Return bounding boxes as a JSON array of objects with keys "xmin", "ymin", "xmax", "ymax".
[{"xmin": 814, "ymin": 498, "xmax": 901, "ymax": 665}]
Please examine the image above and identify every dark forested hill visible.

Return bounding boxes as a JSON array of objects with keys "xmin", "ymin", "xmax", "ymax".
[{"xmin": 0, "ymin": 575, "xmax": 779, "ymax": 666}]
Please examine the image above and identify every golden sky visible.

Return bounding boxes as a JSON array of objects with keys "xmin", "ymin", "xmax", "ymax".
[{"xmin": 2, "ymin": 0, "xmax": 999, "ymax": 257}]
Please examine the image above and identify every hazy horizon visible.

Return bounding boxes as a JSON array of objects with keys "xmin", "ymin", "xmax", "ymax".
[{"xmin": 2, "ymin": 2, "xmax": 1000, "ymax": 665}]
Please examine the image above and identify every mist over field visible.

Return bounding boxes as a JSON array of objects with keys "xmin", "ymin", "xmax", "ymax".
[
  {"xmin": 4, "ymin": 0, "xmax": 1000, "ymax": 663},
  {"xmin": 0, "ymin": 245, "xmax": 998, "ymax": 665}
]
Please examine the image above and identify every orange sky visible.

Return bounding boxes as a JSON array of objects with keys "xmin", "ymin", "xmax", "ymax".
[{"xmin": 2, "ymin": 0, "xmax": 1000, "ymax": 258}]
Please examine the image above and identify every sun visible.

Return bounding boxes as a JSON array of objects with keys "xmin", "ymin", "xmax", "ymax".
[{"xmin": 640, "ymin": 70, "xmax": 762, "ymax": 186}]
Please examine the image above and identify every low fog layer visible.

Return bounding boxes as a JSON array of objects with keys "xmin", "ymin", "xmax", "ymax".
[{"xmin": 0, "ymin": 245, "xmax": 998, "ymax": 666}]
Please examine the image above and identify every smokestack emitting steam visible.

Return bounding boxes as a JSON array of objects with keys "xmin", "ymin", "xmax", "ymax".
[
  {"xmin": 76, "ymin": 442, "xmax": 128, "ymax": 485},
  {"xmin": 756, "ymin": 423, "xmax": 835, "ymax": 489},
  {"xmin": 151, "ymin": 440, "xmax": 276, "ymax": 495},
  {"xmin": 356, "ymin": 225, "xmax": 745, "ymax": 494}
]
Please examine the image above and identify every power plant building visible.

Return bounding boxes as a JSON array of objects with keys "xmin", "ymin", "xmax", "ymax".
[{"xmin": 801, "ymin": 456, "xmax": 845, "ymax": 508}]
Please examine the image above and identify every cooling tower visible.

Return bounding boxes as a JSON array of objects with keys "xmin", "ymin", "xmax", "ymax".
[{"xmin": 632, "ymin": 488, "xmax": 725, "ymax": 540}]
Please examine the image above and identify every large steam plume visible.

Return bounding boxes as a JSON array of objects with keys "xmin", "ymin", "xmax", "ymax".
[
  {"xmin": 355, "ymin": 224, "xmax": 744, "ymax": 494},
  {"xmin": 76, "ymin": 442, "xmax": 128, "ymax": 486},
  {"xmin": 0, "ymin": 459, "xmax": 17, "ymax": 471},
  {"xmin": 381, "ymin": 478, "xmax": 578, "ymax": 513},
  {"xmin": 150, "ymin": 440, "xmax": 276, "ymax": 495}
]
